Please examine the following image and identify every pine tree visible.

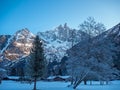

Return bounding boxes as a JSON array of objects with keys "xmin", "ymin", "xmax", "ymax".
[{"xmin": 26, "ymin": 35, "xmax": 45, "ymax": 90}]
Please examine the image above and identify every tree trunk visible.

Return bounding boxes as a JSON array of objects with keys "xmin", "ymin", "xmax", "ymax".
[
  {"xmin": 100, "ymin": 80, "xmax": 104, "ymax": 85},
  {"xmin": 84, "ymin": 80, "xmax": 87, "ymax": 85},
  {"xmin": 71, "ymin": 76, "xmax": 74, "ymax": 85},
  {"xmin": 90, "ymin": 80, "xmax": 92, "ymax": 85},
  {"xmin": 100, "ymin": 80, "xmax": 102, "ymax": 85},
  {"xmin": 106, "ymin": 80, "xmax": 109, "ymax": 85},
  {"xmin": 33, "ymin": 77, "xmax": 37, "ymax": 90},
  {"xmin": 73, "ymin": 77, "xmax": 78, "ymax": 86},
  {"xmin": 73, "ymin": 79, "xmax": 82, "ymax": 89},
  {"xmin": 0, "ymin": 78, "xmax": 1, "ymax": 84},
  {"xmin": 67, "ymin": 76, "xmax": 74, "ymax": 87}
]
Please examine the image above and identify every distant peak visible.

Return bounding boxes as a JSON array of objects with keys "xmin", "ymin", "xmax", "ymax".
[
  {"xmin": 15, "ymin": 28, "xmax": 34, "ymax": 36},
  {"xmin": 57, "ymin": 23, "xmax": 70, "ymax": 30},
  {"xmin": 16, "ymin": 28, "xmax": 30, "ymax": 34},
  {"xmin": 57, "ymin": 24, "xmax": 63, "ymax": 29},
  {"xmin": 15, "ymin": 28, "xmax": 35, "ymax": 38},
  {"xmin": 64, "ymin": 23, "xmax": 67, "ymax": 27}
]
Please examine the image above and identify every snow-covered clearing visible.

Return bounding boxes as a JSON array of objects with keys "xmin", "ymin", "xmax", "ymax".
[{"xmin": 0, "ymin": 80, "xmax": 120, "ymax": 90}]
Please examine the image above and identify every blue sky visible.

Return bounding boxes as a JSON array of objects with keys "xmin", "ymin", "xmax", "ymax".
[{"xmin": 0, "ymin": 0, "xmax": 120, "ymax": 35}]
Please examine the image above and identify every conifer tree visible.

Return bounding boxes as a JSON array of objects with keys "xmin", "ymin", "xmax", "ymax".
[{"xmin": 26, "ymin": 35, "xmax": 45, "ymax": 90}]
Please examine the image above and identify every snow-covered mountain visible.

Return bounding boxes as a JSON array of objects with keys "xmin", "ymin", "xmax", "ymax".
[
  {"xmin": 37, "ymin": 23, "xmax": 88, "ymax": 61},
  {"xmin": 1, "ymin": 23, "xmax": 119, "ymax": 68},
  {"xmin": 0, "ymin": 24, "xmax": 87, "ymax": 66},
  {"xmin": 0, "ymin": 28, "xmax": 35, "ymax": 62}
]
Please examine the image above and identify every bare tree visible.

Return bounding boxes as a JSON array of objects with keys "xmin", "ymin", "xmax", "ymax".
[{"xmin": 67, "ymin": 17, "xmax": 118, "ymax": 89}]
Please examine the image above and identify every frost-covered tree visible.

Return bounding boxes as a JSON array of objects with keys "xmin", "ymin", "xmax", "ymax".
[
  {"xmin": 26, "ymin": 35, "xmax": 46, "ymax": 90},
  {"xmin": 67, "ymin": 40, "xmax": 95, "ymax": 88},
  {"xmin": 76, "ymin": 17, "xmax": 106, "ymax": 85},
  {"xmin": 91, "ymin": 38, "xmax": 119, "ymax": 83},
  {"xmin": 67, "ymin": 38, "xmax": 118, "ymax": 89},
  {"xmin": 79, "ymin": 17, "xmax": 106, "ymax": 37},
  {"xmin": 67, "ymin": 17, "xmax": 118, "ymax": 89},
  {"xmin": 113, "ymin": 39, "xmax": 120, "ymax": 72}
]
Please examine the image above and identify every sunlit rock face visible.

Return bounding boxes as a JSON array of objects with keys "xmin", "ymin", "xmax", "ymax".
[{"xmin": 0, "ymin": 28, "xmax": 35, "ymax": 61}]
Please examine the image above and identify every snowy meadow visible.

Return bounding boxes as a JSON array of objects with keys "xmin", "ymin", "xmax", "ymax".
[{"xmin": 0, "ymin": 80, "xmax": 120, "ymax": 90}]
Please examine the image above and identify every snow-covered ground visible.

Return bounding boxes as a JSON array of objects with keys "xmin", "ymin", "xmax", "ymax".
[{"xmin": 0, "ymin": 80, "xmax": 120, "ymax": 90}]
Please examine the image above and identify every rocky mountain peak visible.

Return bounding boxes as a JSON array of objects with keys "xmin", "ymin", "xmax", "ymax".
[
  {"xmin": 16, "ymin": 28, "xmax": 29, "ymax": 34},
  {"xmin": 37, "ymin": 24, "xmax": 88, "ymax": 62},
  {"xmin": 0, "ymin": 28, "xmax": 35, "ymax": 61},
  {"xmin": 38, "ymin": 23, "xmax": 81, "ymax": 42},
  {"xmin": 15, "ymin": 28, "xmax": 35, "ymax": 40},
  {"xmin": 57, "ymin": 23, "xmax": 69, "ymax": 30}
]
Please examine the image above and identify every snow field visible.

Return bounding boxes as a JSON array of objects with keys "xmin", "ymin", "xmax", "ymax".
[{"xmin": 0, "ymin": 80, "xmax": 120, "ymax": 90}]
